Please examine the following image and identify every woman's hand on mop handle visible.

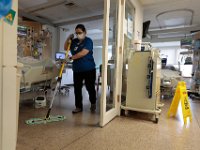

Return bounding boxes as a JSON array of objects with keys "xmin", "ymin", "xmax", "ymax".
[
  {"xmin": 64, "ymin": 34, "xmax": 74, "ymax": 51},
  {"xmin": 68, "ymin": 34, "xmax": 74, "ymax": 40}
]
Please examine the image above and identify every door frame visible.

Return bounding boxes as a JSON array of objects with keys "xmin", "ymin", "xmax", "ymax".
[
  {"xmin": 0, "ymin": 0, "xmax": 18, "ymax": 149},
  {"xmin": 0, "ymin": 18, "xmax": 3, "ymax": 149},
  {"xmin": 100, "ymin": 0, "xmax": 124, "ymax": 127},
  {"xmin": 118, "ymin": 0, "xmax": 136, "ymax": 116}
]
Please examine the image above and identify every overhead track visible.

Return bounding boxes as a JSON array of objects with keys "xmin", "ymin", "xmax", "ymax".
[
  {"xmin": 55, "ymin": 15, "xmax": 104, "ymax": 26},
  {"xmin": 149, "ymin": 25, "xmax": 200, "ymax": 35}
]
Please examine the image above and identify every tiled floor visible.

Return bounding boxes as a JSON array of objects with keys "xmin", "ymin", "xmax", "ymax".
[{"xmin": 17, "ymin": 87, "xmax": 200, "ymax": 150}]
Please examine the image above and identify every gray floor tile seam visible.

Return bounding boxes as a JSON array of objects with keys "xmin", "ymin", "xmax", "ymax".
[{"xmin": 59, "ymin": 128, "xmax": 95, "ymax": 150}]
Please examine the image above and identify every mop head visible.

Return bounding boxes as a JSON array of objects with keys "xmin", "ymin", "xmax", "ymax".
[{"xmin": 25, "ymin": 115, "xmax": 66, "ymax": 125}]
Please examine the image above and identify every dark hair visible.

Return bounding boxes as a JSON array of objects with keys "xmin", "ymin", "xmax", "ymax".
[{"xmin": 75, "ymin": 24, "xmax": 86, "ymax": 32}]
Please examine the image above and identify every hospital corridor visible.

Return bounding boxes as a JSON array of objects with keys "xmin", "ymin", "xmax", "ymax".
[{"xmin": 1, "ymin": 0, "xmax": 200, "ymax": 150}]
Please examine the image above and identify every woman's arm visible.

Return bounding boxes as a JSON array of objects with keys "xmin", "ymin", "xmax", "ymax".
[{"xmin": 71, "ymin": 49, "xmax": 89, "ymax": 60}]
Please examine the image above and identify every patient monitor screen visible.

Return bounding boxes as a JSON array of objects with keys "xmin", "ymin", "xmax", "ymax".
[{"xmin": 55, "ymin": 52, "xmax": 65, "ymax": 61}]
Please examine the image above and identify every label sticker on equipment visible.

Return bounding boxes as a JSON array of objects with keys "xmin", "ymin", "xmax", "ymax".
[{"xmin": 4, "ymin": 9, "xmax": 16, "ymax": 25}]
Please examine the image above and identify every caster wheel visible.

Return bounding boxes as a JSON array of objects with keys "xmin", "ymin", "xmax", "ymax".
[
  {"xmin": 154, "ymin": 118, "xmax": 159, "ymax": 124},
  {"xmin": 120, "ymin": 109, "xmax": 125, "ymax": 115}
]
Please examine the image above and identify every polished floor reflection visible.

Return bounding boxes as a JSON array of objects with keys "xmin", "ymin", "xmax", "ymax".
[{"xmin": 17, "ymin": 87, "xmax": 200, "ymax": 150}]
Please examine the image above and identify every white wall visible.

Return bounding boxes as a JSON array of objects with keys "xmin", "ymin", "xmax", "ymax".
[
  {"xmin": 152, "ymin": 42, "xmax": 188, "ymax": 66},
  {"xmin": 159, "ymin": 46, "xmax": 187, "ymax": 66},
  {"xmin": 59, "ymin": 28, "xmax": 68, "ymax": 52},
  {"xmin": 0, "ymin": 14, "xmax": 3, "ymax": 150},
  {"xmin": 130, "ymin": 0, "xmax": 143, "ymax": 40},
  {"xmin": 0, "ymin": 0, "xmax": 18, "ymax": 149},
  {"xmin": 45, "ymin": 25, "xmax": 60, "ymax": 59}
]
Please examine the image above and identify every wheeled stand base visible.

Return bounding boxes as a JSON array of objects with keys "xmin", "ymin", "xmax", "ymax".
[{"xmin": 121, "ymin": 105, "xmax": 161, "ymax": 123}]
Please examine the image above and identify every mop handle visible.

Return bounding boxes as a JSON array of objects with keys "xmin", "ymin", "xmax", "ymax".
[
  {"xmin": 58, "ymin": 39, "xmax": 72, "ymax": 78},
  {"xmin": 46, "ymin": 40, "xmax": 72, "ymax": 119}
]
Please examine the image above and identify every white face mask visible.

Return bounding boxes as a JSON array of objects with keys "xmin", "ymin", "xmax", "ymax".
[{"xmin": 77, "ymin": 33, "xmax": 85, "ymax": 40}]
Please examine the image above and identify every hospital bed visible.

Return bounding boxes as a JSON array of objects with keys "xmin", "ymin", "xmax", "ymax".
[
  {"xmin": 18, "ymin": 57, "xmax": 59, "ymax": 93},
  {"xmin": 161, "ymin": 69, "xmax": 182, "ymax": 98}
]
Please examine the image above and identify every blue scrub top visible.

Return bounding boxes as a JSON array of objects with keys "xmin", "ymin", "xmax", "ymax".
[{"xmin": 70, "ymin": 37, "xmax": 96, "ymax": 72}]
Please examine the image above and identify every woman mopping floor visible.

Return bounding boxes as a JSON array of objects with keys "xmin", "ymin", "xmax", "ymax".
[
  {"xmin": 64, "ymin": 24, "xmax": 97, "ymax": 114},
  {"xmin": 25, "ymin": 37, "xmax": 73, "ymax": 125}
]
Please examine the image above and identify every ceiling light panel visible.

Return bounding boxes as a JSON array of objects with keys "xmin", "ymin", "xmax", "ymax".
[{"xmin": 156, "ymin": 9, "xmax": 193, "ymax": 28}]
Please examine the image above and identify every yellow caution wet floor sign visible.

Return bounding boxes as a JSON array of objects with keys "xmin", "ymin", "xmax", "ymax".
[{"xmin": 167, "ymin": 81, "xmax": 192, "ymax": 124}]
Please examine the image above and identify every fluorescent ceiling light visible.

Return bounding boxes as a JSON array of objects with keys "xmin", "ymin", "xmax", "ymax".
[{"xmin": 164, "ymin": 18, "xmax": 185, "ymax": 27}]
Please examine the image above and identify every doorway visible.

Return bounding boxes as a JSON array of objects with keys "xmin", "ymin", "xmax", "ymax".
[
  {"xmin": 17, "ymin": 0, "xmax": 105, "ymax": 130},
  {"xmin": 100, "ymin": 0, "xmax": 125, "ymax": 127},
  {"xmin": 17, "ymin": 0, "xmax": 125, "ymax": 129},
  {"xmin": 1, "ymin": 0, "xmax": 136, "ymax": 149}
]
